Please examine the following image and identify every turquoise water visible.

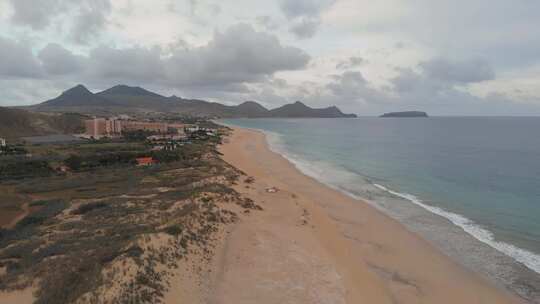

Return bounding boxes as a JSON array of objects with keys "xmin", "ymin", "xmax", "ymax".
[{"xmin": 221, "ymin": 117, "xmax": 540, "ymax": 301}]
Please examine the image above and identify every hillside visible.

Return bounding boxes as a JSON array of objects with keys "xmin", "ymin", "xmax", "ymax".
[
  {"xmin": 41, "ymin": 85, "xmax": 113, "ymax": 107},
  {"xmin": 0, "ymin": 107, "xmax": 86, "ymax": 140},
  {"xmin": 31, "ymin": 85, "xmax": 357, "ymax": 118},
  {"xmin": 269, "ymin": 101, "xmax": 357, "ymax": 118}
]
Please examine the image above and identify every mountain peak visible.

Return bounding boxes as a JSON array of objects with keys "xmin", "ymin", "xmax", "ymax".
[
  {"xmin": 98, "ymin": 85, "xmax": 164, "ymax": 98},
  {"xmin": 238, "ymin": 101, "xmax": 265, "ymax": 107},
  {"xmin": 35, "ymin": 84, "xmax": 356, "ymax": 118},
  {"xmin": 235, "ymin": 101, "xmax": 268, "ymax": 117},
  {"xmin": 63, "ymin": 84, "xmax": 92, "ymax": 96},
  {"xmin": 40, "ymin": 84, "xmax": 112, "ymax": 107}
]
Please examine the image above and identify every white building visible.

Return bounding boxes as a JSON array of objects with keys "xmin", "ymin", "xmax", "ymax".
[{"xmin": 0, "ymin": 138, "xmax": 6, "ymax": 147}]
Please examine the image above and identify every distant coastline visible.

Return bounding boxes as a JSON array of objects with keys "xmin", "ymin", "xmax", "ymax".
[{"xmin": 380, "ymin": 111, "xmax": 428, "ymax": 118}]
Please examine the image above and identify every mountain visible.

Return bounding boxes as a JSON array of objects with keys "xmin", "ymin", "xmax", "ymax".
[
  {"xmin": 234, "ymin": 101, "xmax": 269, "ymax": 117},
  {"xmin": 0, "ymin": 107, "xmax": 86, "ymax": 139},
  {"xmin": 40, "ymin": 85, "xmax": 113, "ymax": 107},
  {"xmin": 380, "ymin": 111, "xmax": 428, "ymax": 118},
  {"xmin": 98, "ymin": 85, "xmax": 164, "ymax": 98},
  {"xmin": 96, "ymin": 85, "xmax": 174, "ymax": 110},
  {"xmin": 31, "ymin": 85, "xmax": 357, "ymax": 118},
  {"xmin": 270, "ymin": 101, "xmax": 357, "ymax": 118}
]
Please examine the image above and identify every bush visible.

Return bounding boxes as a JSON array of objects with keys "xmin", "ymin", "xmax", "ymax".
[
  {"xmin": 15, "ymin": 200, "xmax": 68, "ymax": 230},
  {"xmin": 72, "ymin": 202, "xmax": 108, "ymax": 215},
  {"xmin": 164, "ymin": 225, "xmax": 183, "ymax": 236},
  {"xmin": 65, "ymin": 154, "xmax": 82, "ymax": 171},
  {"xmin": 0, "ymin": 160, "xmax": 53, "ymax": 180}
]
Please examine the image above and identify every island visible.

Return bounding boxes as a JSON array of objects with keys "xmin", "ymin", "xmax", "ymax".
[{"xmin": 380, "ymin": 111, "xmax": 428, "ymax": 118}]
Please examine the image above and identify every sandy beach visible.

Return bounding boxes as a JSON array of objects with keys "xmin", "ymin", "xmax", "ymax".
[{"xmin": 214, "ymin": 127, "xmax": 522, "ymax": 304}]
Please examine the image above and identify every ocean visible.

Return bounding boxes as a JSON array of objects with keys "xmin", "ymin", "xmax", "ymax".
[{"xmin": 220, "ymin": 117, "xmax": 540, "ymax": 302}]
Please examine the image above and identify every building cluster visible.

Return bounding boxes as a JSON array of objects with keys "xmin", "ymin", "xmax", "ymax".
[{"xmin": 84, "ymin": 118, "xmax": 186, "ymax": 138}]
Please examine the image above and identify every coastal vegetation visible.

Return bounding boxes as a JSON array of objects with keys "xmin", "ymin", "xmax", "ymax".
[{"xmin": 0, "ymin": 125, "xmax": 262, "ymax": 303}]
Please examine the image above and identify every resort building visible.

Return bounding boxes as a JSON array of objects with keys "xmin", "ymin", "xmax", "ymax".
[
  {"xmin": 84, "ymin": 118, "xmax": 111, "ymax": 138},
  {"xmin": 84, "ymin": 118, "xmax": 183, "ymax": 138},
  {"xmin": 121, "ymin": 121, "xmax": 168, "ymax": 133}
]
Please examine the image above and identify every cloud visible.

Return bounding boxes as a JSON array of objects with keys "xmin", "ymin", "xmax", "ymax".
[
  {"xmin": 70, "ymin": 0, "xmax": 112, "ymax": 43},
  {"xmin": 289, "ymin": 17, "xmax": 321, "ymax": 39},
  {"xmin": 280, "ymin": 0, "xmax": 335, "ymax": 18},
  {"xmin": 7, "ymin": 0, "xmax": 111, "ymax": 43},
  {"xmin": 255, "ymin": 16, "xmax": 279, "ymax": 31},
  {"xmin": 293, "ymin": 57, "xmax": 510, "ymax": 115},
  {"xmin": 87, "ymin": 45, "xmax": 165, "ymax": 83},
  {"xmin": 420, "ymin": 58, "xmax": 495, "ymax": 84},
  {"xmin": 325, "ymin": 71, "xmax": 388, "ymax": 105},
  {"xmin": 0, "ymin": 37, "xmax": 43, "ymax": 79},
  {"xmin": 38, "ymin": 44, "xmax": 85, "ymax": 75},
  {"xmin": 280, "ymin": 0, "xmax": 336, "ymax": 39},
  {"xmin": 7, "ymin": 0, "xmax": 64, "ymax": 29},
  {"xmin": 336, "ymin": 56, "xmax": 365, "ymax": 69},
  {"xmin": 0, "ymin": 24, "xmax": 309, "ymax": 97},
  {"xmin": 164, "ymin": 24, "xmax": 310, "ymax": 88}
]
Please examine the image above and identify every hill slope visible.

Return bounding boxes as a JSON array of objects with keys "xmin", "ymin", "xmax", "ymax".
[
  {"xmin": 270, "ymin": 101, "xmax": 357, "ymax": 118},
  {"xmin": 0, "ymin": 107, "xmax": 86, "ymax": 139},
  {"xmin": 41, "ymin": 85, "xmax": 113, "ymax": 107}
]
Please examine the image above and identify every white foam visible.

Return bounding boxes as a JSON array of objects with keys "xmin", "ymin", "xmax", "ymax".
[
  {"xmin": 263, "ymin": 130, "xmax": 361, "ymax": 189},
  {"xmin": 373, "ymin": 183, "xmax": 540, "ymax": 275}
]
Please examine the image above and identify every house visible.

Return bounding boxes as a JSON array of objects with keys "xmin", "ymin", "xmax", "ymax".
[{"xmin": 136, "ymin": 157, "xmax": 156, "ymax": 166}]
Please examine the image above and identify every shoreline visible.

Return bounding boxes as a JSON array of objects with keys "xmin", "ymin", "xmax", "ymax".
[
  {"xmin": 259, "ymin": 124, "xmax": 540, "ymax": 301},
  {"xmin": 216, "ymin": 126, "xmax": 522, "ymax": 303}
]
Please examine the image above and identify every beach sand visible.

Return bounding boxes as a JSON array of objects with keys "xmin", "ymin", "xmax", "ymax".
[{"xmin": 214, "ymin": 127, "xmax": 522, "ymax": 304}]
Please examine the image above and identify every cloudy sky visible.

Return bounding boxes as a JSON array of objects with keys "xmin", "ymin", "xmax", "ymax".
[{"xmin": 1, "ymin": 0, "xmax": 540, "ymax": 115}]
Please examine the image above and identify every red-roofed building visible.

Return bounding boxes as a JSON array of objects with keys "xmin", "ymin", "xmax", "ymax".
[{"xmin": 136, "ymin": 157, "xmax": 156, "ymax": 166}]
